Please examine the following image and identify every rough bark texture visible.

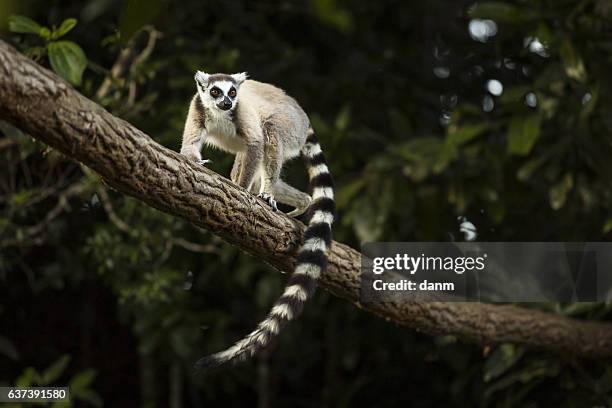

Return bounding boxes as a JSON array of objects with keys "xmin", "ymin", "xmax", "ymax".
[{"xmin": 1, "ymin": 39, "xmax": 611, "ymax": 359}]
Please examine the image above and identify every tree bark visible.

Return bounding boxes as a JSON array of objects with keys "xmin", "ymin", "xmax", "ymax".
[{"xmin": 1, "ymin": 39, "xmax": 611, "ymax": 359}]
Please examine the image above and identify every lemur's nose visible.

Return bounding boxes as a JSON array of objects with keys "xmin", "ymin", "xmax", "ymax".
[{"xmin": 219, "ymin": 98, "xmax": 232, "ymax": 110}]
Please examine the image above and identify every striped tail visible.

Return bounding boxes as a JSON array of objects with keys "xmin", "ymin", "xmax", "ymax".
[{"xmin": 195, "ymin": 128, "xmax": 335, "ymax": 369}]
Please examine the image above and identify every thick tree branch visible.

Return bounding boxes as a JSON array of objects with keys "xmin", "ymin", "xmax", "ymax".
[{"xmin": 0, "ymin": 39, "xmax": 611, "ymax": 359}]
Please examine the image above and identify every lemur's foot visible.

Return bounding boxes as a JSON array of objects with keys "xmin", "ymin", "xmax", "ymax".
[
  {"xmin": 258, "ymin": 193, "xmax": 278, "ymax": 211},
  {"xmin": 197, "ymin": 159, "xmax": 212, "ymax": 166}
]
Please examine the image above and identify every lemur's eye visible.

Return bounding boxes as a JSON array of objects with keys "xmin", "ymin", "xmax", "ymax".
[
  {"xmin": 228, "ymin": 87, "xmax": 237, "ymax": 98},
  {"xmin": 210, "ymin": 87, "xmax": 221, "ymax": 97}
]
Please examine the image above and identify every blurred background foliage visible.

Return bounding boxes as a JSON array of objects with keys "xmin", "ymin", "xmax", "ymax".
[{"xmin": 1, "ymin": 0, "xmax": 612, "ymax": 406}]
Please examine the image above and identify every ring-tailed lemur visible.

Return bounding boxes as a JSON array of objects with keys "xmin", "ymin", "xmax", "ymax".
[{"xmin": 180, "ymin": 71, "xmax": 335, "ymax": 368}]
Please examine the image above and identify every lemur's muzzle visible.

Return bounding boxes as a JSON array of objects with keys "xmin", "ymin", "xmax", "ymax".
[{"xmin": 218, "ymin": 98, "xmax": 233, "ymax": 111}]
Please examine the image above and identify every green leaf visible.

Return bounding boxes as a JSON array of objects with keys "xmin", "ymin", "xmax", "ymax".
[
  {"xmin": 8, "ymin": 15, "xmax": 44, "ymax": 35},
  {"xmin": 40, "ymin": 27, "xmax": 52, "ymax": 40},
  {"xmin": 447, "ymin": 123, "xmax": 489, "ymax": 146},
  {"xmin": 561, "ymin": 302, "xmax": 599, "ymax": 316},
  {"xmin": 603, "ymin": 217, "xmax": 612, "ymax": 234},
  {"xmin": 434, "ymin": 143, "xmax": 457, "ymax": 173},
  {"xmin": 507, "ymin": 115, "xmax": 541, "ymax": 156},
  {"xmin": 397, "ymin": 138, "xmax": 452, "ymax": 180},
  {"xmin": 534, "ymin": 22, "xmax": 553, "ymax": 48},
  {"xmin": 549, "ymin": 174, "xmax": 573, "ymax": 210},
  {"xmin": 484, "ymin": 344, "xmax": 525, "ymax": 382},
  {"xmin": 69, "ymin": 369, "xmax": 96, "ymax": 390},
  {"xmin": 560, "ymin": 37, "xmax": 587, "ymax": 82},
  {"xmin": 54, "ymin": 18, "xmax": 78, "ymax": 39},
  {"xmin": 41, "ymin": 354, "xmax": 71, "ymax": 384},
  {"xmin": 47, "ymin": 41, "xmax": 87, "ymax": 86},
  {"xmin": 468, "ymin": 2, "xmax": 536, "ymax": 23},
  {"xmin": 312, "ymin": 0, "xmax": 353, "ymax": 32},
  {"xmin": 335, "ymin": 105, "xmax": 351, "ymax": 131},
  {"xmin": 517, "ymin": 156, "xmax": 545, "ymax": 181},
  {"xmin": 484, "ymin": 360, "xmax": 559, "ymax": 401},
  {"xmin": 397, "ymin": 138, "xmax": 444, "ymax": 161},
  {"xmin": 16, "ymin": 367, "xmax": 39, "ymax": 387}
]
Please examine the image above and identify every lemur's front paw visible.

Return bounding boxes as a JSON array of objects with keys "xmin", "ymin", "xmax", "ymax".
[
  {"xmin": 197, "ymin": 159, "xmax": 212, "ymax": 166},
  {"xmin": 258, "ymin": 193, "xmax": 278, "ymax": 211}
]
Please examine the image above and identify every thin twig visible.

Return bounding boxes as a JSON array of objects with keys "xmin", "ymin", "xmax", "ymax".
[
  {"xmin": 95, "ymin": 26, "xmax": 162, "ymax": 102},
  {"xmin": 97, "ymin": 186, "xmax": 133, "ymax": 234},
  {"xmin": 0, "ymin": 138, "xmax": 18, "ymax": 151},
  {"xmin": 130, "ymin": 26, "xmax": 162, "ymax": 73},
  {"xmin": 0, "ymin": 181, "xmax": 91, "ymax": 248},
  {"xmin": 171, "ymin": 237, "xmax": 220, "ymax": 254}
]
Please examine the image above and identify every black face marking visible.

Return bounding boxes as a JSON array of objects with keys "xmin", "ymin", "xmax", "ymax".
[
  {"xmin": 210, "ymin": 87, "xmax": 221, "ymax": 98},
  {"xmin": 228, "ymin": 87, "xmax": 237, "ymax": 98}
]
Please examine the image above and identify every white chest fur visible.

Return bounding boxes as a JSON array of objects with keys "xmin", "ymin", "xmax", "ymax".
[{"xmin": 204, "ymin": 111, "xmax": 245, "ymax": 154}]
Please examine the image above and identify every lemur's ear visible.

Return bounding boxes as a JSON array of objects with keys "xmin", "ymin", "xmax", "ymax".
[
  {"xmin": 231, "ymin": 72, "xmax": 248, "ymax": 85},
  {"xmin": 195, "ymin": 71, "xmax": 210, "ymax": 86}
]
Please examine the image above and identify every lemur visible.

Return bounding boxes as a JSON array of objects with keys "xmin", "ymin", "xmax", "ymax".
[{"xmin": 180, "ymin": 71, "xmax": 335, "ymax": 368}]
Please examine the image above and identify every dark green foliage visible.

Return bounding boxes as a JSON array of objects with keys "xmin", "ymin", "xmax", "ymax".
[
  {"xmin": 1, "ymin": 0, "xmax": 612, "ymax": 406},
  {"xmin": 8, "ymin": 14, "xmax": 86, "ymax": 84}
]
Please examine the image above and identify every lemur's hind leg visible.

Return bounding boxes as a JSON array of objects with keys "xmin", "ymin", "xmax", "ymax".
[
  {"xmin": 234, "ymin": 145, "xmax": 309, "ymax": 215},
  {"xmin": 273, "ymin": 180, "xmax": 311, "ymax": 217}
]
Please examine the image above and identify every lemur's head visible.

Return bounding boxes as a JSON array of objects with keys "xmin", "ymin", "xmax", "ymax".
[{"xmin": 194, "ymin": 71, "xmax": 247, "ymax": 112}]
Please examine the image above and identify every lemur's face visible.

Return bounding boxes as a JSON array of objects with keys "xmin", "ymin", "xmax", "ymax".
[{"xmin": 195, "ymin": 71, "xmax": 247, "ymax": 112}]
